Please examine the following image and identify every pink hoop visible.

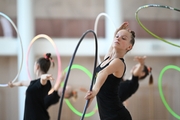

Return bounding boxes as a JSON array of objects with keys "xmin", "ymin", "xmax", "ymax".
[{"xmin": 26, "ymin": 34, "xmax": 62, "ymax": 82}]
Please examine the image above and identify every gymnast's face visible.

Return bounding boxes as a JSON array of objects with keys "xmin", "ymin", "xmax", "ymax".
[{"xmin": 113, "ymin": 29, "xmax": 132, "ymax": 52}]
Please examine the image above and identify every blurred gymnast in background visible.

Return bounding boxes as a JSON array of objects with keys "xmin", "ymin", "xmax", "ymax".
[
  {"xmin": 118, "ymin": 56, "xmax": 153, "ymax": 103},
  {"xmin": 8, "ymin": 53, "xmax": 54, "ymax": 120}
]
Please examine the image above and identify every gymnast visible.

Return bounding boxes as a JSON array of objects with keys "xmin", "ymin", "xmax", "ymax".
[
  {"xmin": 118, "ymin": 56, "xmax": 153, "ymax": 103},
  {"xmin": 9, "ymin": 62, "xmax": 78, "ymax": 116},
  {"xmin": 84, "ymin": 22, "xmax": 135, "ymax": 120},
  {"xmin": 8, "ymin": 53, "xmax": 54, "ymax": 120}
]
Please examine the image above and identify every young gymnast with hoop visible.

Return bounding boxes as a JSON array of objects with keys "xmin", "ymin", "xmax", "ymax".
[
  {"xmin": 8, "ymin": 53, "xmax": 54, "ymax": 120},
  {"xmin": 84, "ymin": 22, "xmax": 135, "ymax": 120},
  {"xmin": 8, "ymin": 55, "xmax": 78, "ymax": 118}
]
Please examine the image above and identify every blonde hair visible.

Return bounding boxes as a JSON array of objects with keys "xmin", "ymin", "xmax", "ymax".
[
  {"xmin": 66, "ymin": 89, "xmax": 78, "ymax": 102},
  {"xmin": 69, "ymin": 90, "xmax": 77, "ymax": 99}
]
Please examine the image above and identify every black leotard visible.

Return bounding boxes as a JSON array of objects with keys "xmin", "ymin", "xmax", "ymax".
[
  {"xmin": 44, "ymin": 91, "xmax": 60, "ymax": 109},
  {"xmin": 96, "ymin": 57, "xmax": 132, "ymax": 120},
  {"xmin": 24, "ymin": 78, "xmax": 51, "ymax": 120},
  {"xmin": 118, "ymin": 75, "xmax": 139, "ymax": 102}
]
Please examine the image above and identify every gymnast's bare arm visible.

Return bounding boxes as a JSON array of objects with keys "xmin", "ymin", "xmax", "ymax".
[
  {"xmin": 131, "ymin": 56, "xmax": 146, "ymax": 77},
  {"xmin": 8, "ymin": 80, "xmax": 30, "ymax": 87},
  {"xmin": 40, "ymin": 74, "xmax": 54, "ymax": 85},
  {"xmin": 85, "ymin": 58, "xmax": 125, "ymax": 107}
]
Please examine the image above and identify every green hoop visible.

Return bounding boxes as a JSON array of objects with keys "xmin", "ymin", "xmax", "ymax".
[
  {"xmin": 135, "ymin": 4, "xmax": 180, "ymax": 48},
  {"xmin": 63, "ymin": 64, "xmax": 98, "ymax": 117},
  {"xmin": 158, "ymin": 65, "xmax": 180, "ymax": 119}
]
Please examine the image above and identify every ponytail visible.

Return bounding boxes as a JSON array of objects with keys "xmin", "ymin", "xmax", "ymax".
[
  {"xmin": 148, "ymin": 67, "xmax": 153, "ymax": 85},
  {"xmin": 139, "ymin": 65, "xmax": 153, "ymax": 85}
]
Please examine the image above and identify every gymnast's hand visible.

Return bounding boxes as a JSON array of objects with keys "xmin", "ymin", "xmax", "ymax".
[
  {"xmin": 40, "ymin": 74, "xmax": 54, "ymax": 85},
  {"xmin": 8, "ymin": 81, "xmax": 14, "ymax": 88},
  {"xmin": 114, "ymin": 22, "xmax": 129, "ymax": 37},
  {"xmin": 134, "ymin": 56, "xmax": 146, "ymax": 65},
  {"xmin": 131, "ymin": 56, "xmax": 147, "ymax": 77},
  {"xmin": 84, "ymin": 90, "xmax": 97, "ymax": 107},
  {"xmin": 106, "ymin": 22, "xmax": 130, "ymax": 59}
]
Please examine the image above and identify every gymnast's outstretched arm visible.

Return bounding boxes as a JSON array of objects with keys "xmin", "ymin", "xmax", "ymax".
[
  {"xmin": 131, "ymin": 56, "xmax": 146, "ymax": 77},
  {"xmin": 8, "ymin": 80, "xmax": 30, "ymax": 87}
]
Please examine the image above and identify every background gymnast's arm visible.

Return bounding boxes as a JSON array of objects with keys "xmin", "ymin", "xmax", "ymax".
[
  {"xmin": 8, "ymin": 74, "xmax": 55, "ymax": 87},
  {"xmin": 131, "ymin": 56, "xmax": 146, "ymax": 77},
  {"xmin": 8, "ymin": 80, "xmax": 30, "ymax": 87}
]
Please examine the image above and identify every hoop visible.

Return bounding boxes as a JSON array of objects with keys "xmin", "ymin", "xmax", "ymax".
[
  {"xmin": 158, "ymin": 65, "xmax": 180, "ymax": 119},
  {"xmin": 135, "ymin": 4, "xmax": 180, "ymax": 48},
  {"xmin": 26, "ymin": 34, "xmax": 62, "ymax": 83},
  {"xmin": 63, "ymin": 64, "xmax": 98, "ymax": 117},
  {"xmin": 0, "ymin": 12, "xmax": 23, "ymax": 87},
  {"xmin": 57, "ymin": 30, "xmax": 98, "ymax": 120},
  {"xmin": 94, "ymin": 13, "xmax": 116, "ymax": 64}
]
